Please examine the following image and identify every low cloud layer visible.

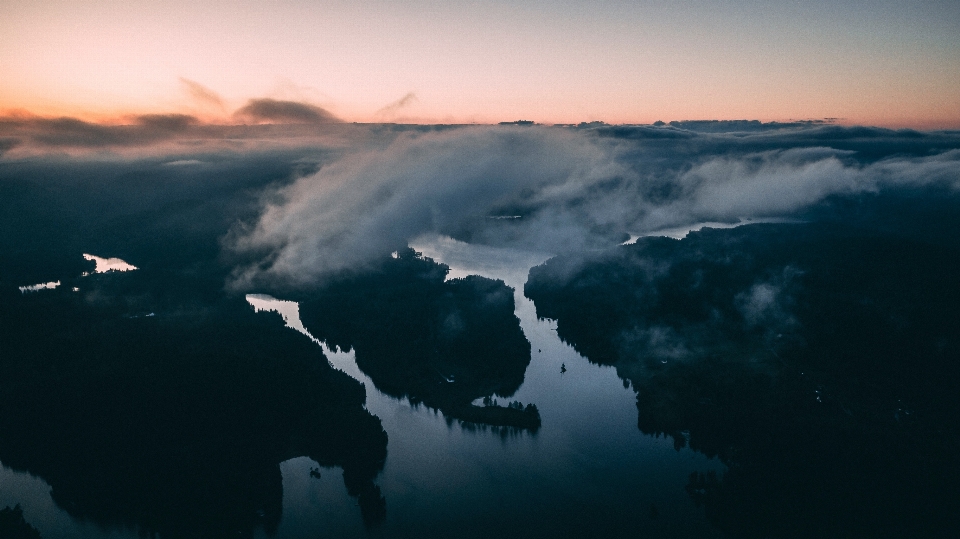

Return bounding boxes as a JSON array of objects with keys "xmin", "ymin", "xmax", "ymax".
[
  {"xmin": 228, "ymin": 124, "xmax": 960, "ymax": 289},
  {"xmin": 233, "ymin": 98, "xmax": 341, "ymax": 124},
  {"xmin": 0, "ymin": 115, "xmax": 199, "ymax": 148},
  {"xmin": 228, "ymin": 127, "xmax": 621, "ymax": 288},
  {"xmin": 0, "ymin": 114, "xmax": 371, "ymax": 159},
  {"xmin": 3, "ymin": 117, "xmax": 958, "ymax": 291},
  {"xmin": 0, "ymin": 97, "xmax": 344, "ymax": 156}
]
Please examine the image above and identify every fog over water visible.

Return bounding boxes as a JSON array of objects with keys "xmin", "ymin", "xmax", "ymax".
[{"xmin": 226, "ymin": 124, "xmax": 960, "ymax": 290}]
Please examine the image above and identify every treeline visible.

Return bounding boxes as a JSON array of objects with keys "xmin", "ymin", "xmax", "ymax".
[
  {"xmin": 298, "ymin": 248, "xmax": 540, "ymax": 431},
  {"xmin": 525, "ymin": 213, "xmax": 960, "ymax": 538},
  {"xmin": 0, "ymin": 262, "xmax": 388, "ymax": 537}
]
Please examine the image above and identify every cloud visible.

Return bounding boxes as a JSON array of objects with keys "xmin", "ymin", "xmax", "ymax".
[
  {"xmin": 0, "ymin": 115, "xmax": 200, "ymax": 148},
  {"xmin": 28, "ymin": 117, "xmax": 174, "ymax": 147},
  {"xmin": 666, "ymin": 119, "xmax": 831, "ymax": 133},
  {"xmin": 734, "ymin": 268, "xmax": 800, "ymax": 332},
  {"xmin": 374, "ymin": 92, "xmax": 419, "ymax": 119},
  {"xmin": 227, "ymin": 126, "xmax": 622, "ymax": 289},
  {"xmin": 3, "ymin": 117, "xmax": 958, "ymax": 291},
  {"xmin": 227, "ymin": 124, "xmax": 960, "ymax": 290},
  {"xmin": 0, "ymin": 137, "xmax": 19, "ymax": 155},
  {"xmin": 0, "ymin": 113, "xmax": 376, "ymax": 157},
  {"xmin": 179, "ymin": 78, "xmax": 226, "ymax": 110},
  {"xmin": 163, "ymin": 159, "xmax": 205, "ymax": 166},
  {"xmin": 134, "ymin": 113, "xmax": 198, "ymax": 131},
  {"xmin": 233, "ymin": 98, "xmax": 341, "ymax": 124},
  {"xmin": 638, "ymin": 147, "xmax": 960, "ymax": 231}
]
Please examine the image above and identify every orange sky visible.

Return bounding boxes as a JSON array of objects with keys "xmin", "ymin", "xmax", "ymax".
[{"xmin": 2, "ymin": 0, "xmax": 959, "ymax": 128}]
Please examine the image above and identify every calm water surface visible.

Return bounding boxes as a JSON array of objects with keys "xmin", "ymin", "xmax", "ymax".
[
  {"xmin": 252, "ymin": 235, "xmax": 723, "ymax": 538},
  {"xmin": 2, "ymin": 244, "xmax": 722, "ymax": 538}
]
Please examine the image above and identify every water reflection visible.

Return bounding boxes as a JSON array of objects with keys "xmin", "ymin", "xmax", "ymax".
[
  {"xmin": 525, "ymin": 222, "xmax": 960, "ymax": 538},
  {"xmin": 16, "ymin": 253, "xmax": 136, "ymax": 294},
  {"xmin": 623, "ymin": 217, "xmax": 799, "ymax": 244},
  {"xmin": 4, "ymin": 240, "xmax": 728, "ymax": 539},
  {"xmin": 297, "ymin": 248, "xmax": 540, "ymax": 430},
  {"xmin": 82, "ymin": 254, "xmax": 137, "ymax": 273},
  {"xmin": 246, "ymin": 294, "xmax": 319, "ymax": 343},
  {"xmin": 17, "ymin": 280, "xmax": 59, "ymax": 293},
  {"xmin": 2, "ymin": 239, "xmax": 729, "ymax": 539},
  {"xmin": 0, "ymin": 464, "xmax": 135, "ymax": 539},
  {"xmin": 245, "ymin": 237, "xmax": 723, "ymax": 539},
  {"xmin": 0, "ymin": 265, "xmax": 388, "ymax": 537},
  {"xmin": 245, "ymin": 293, "xmax": 365, "ymax": 382}
]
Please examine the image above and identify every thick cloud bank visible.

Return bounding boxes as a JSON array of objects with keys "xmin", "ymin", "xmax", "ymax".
[
  {"xmin": 3, "ymin": 116, "xmax": 958, "ymax": 290},
  {"xmin": 229, "ymin": 127, "xmax": 624, "ymax": 288},
  {"xmin": 229, "ymin": 124, "xmax": 960, "ymax": 289}
]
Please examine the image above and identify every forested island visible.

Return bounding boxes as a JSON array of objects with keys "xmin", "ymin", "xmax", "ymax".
[{"xmin": 299, "ymin": 248, "xmax": 540, "ymax": 431}]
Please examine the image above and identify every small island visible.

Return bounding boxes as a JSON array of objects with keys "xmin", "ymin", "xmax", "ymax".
[{"xmin": 299, "ymin": 248, "xmax": 540, "ymax": 431}]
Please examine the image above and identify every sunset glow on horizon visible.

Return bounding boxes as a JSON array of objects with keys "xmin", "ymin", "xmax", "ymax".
[{"xmin": 3, "ymin": 0, "xmax": 959, "ymax": 128}]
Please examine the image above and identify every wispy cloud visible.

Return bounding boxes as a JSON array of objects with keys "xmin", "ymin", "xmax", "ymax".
[
  {"xmin": 374, "ymin": 92, "xmax": 419, "ymax": 120},
  {"xmin": 179, "ymin": 78, "xmax": 226, "ymax": 111}
]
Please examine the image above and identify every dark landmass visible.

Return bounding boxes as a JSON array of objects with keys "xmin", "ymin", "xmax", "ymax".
[
  {"xmin": 596, "ymin": 123, "xmax": 960, "ymax": 164},
  {"xmin": 525, "ymin": 193, "xmax": 960, "ymax": 538},
  {"xmin": 0, "ymin": 151, "xmax": 394, "ymax": 536},
  {"xmin": 299, "ymin": 248, "xmax": 539, "ymax": 431},
  {"xmin": 0, "ymin": 144, "xmax": 535, "ymax": 536},
  {"xmin": 0, "ymin": 505, "xmax": 42, "ymax": 539},
  {"xmin": 0, "ymin": 152, "xmax": 314, "ymax": 288},
  {"xmin": 665, "ymin": 119, "xmax": 829, "ymax": 132},
  {"xmin": 3, "ymin": 121, "xmax": 959, "ymax": 538},
  {"xmin": 449, "ymin": 397, "xmax": 540, "ymax": 430},
  {"xmin": 0, "ymin": 263, "xmax": 388, "ymax": 537}
]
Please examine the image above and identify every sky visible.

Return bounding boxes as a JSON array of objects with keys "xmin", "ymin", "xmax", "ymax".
[{"xmin": 2, "ymin": 0, "xmax": 959, "ymax": 127}]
